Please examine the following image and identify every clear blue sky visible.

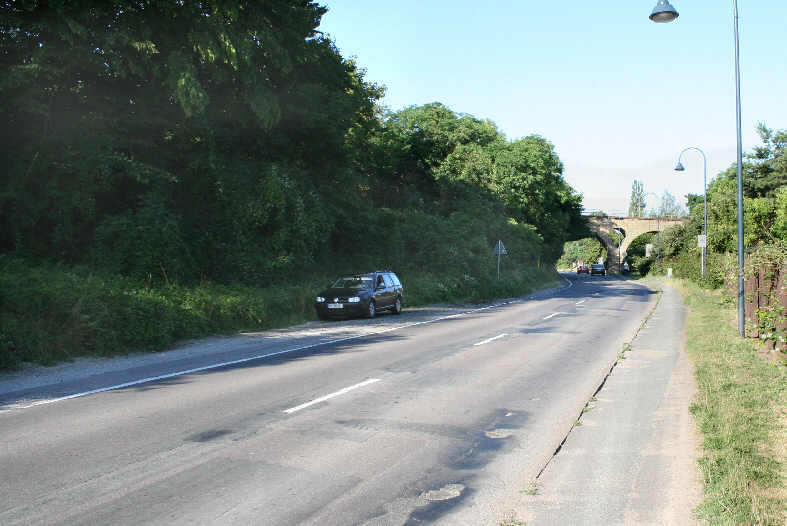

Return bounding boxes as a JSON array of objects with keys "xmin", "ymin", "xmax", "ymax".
[{"xmin": 317, "ymin": 0, "xmax": 787, "ymax": 215}]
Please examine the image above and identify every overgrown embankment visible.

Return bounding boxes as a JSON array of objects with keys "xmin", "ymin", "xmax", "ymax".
[
  {"xmin": 675, "ymin": 279, "xmax": 786, "ymax": 524},
  {"xmin": 0, "ymin": 210, "xmax": 557, "ymax": 370},
  {"xmin": 0, "ymin": 3, "xmax": 580, "ymax": 370}
]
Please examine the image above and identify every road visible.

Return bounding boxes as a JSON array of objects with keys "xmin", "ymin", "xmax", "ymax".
[{"xmin": 0, "ymin": 273, "xmax": 658, "ymax": 525}]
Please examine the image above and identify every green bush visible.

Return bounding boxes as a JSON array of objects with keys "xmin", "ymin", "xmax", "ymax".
[
  {"xmin": 0, "ymin": 257, "xmax": 319, "ymax": 369},
  {"xmin": 664, "ymin": 251, "xmax": 727, "ymax": 289},
  {"xmin": 0, "ymin": 246, "xmax": 557, "ymax": 370},
  {"xmin": 631, "ymin": 255, "xmax": 654, "ymax": 276}
]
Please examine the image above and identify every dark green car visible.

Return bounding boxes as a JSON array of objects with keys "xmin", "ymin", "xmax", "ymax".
[{"xmin": 315, "ymin": 270, "xmax": 404, "ymax": 320}]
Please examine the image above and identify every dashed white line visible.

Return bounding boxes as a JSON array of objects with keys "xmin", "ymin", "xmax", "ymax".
[
  {"xmin": 576, "ymin": 300, "xmax": 586, "ymax": 305},
  {"xmin": 474, "ymin": 333, "xmax": 508, "ymax": 346},
  {"xmin": 543, "ymin": 312, "xmax": 563, "ymax": 320},
  {"xmin": 7, "ymin": 300, "xmax": 519, "ymax": 411},
  {"xmin": 283, "ymin": 378, "xmax": 381, "ymax": 414}
]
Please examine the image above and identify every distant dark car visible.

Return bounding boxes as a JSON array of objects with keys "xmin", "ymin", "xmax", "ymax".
[
  {"xmin": 576, "ymin": 265, "xmax": 589, "ymax": 274},
  {"xmin": 315, "ymin": 271, "xmax": 403, "ymax": 320},
  {"xmin": 590, "ymin": 264, "xmax": 606, "ymax": 276}
]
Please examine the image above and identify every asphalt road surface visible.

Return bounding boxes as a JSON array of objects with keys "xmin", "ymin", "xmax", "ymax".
[{"xmin": 0, "ymin": 273, "xmax": 664, "ymax": 525}]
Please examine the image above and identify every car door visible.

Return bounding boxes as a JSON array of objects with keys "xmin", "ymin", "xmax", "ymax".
[
  {"xmin": 373, "ymin": 274, "xmax": 390, "ymax": 309},
  {"xmin": 382, "ymin": 274, "xmax": 396, "ymax": 308}
]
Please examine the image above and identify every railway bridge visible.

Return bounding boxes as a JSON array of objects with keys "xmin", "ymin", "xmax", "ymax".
[{"xmin": 586, "ymin": 216, "xmax": 686, "ymax": 273}]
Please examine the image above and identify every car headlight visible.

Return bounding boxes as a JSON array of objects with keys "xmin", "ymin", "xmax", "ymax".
[
  {"xmin": 348, "ymin": 297, "xmax": 361, "ymax": 303},
  {"xmin": 316, "ymin": 296, "xmax": 325, "ymax": 303}
]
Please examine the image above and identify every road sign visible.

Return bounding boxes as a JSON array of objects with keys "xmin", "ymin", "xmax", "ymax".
[
  {"xmin": 494, "ymin": 240, "xmax": 507, "ymax": 280},
  {"xmin": 697, "ymin": 234, "xmax": 707, "ymax": 248}
]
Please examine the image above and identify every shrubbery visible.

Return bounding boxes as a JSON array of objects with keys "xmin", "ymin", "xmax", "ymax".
[
  {"xmin": 0, "ymin": 256, "xmax": 320, "ymax": 369},
  {"xmin": 0, "ymin": 202, "xmax": 556, "ymax": 370}
]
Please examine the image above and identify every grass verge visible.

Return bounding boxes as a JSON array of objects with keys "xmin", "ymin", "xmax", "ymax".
[
  {"xmin": 0, "ymin": 256, "xmax": 557, "ymax": 370},
  {"xmin": 672, "ymin": 279, "xmax": 787, "ymax": 524}
]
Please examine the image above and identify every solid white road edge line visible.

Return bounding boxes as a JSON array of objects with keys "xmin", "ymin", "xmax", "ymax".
[
  {"xmin": 283, "ymin": 378, "xmax": 381, "ymax": 414},
  {"xmin": 7, "ymin": 300, "xmax": 522, "ymax": 411},
  {"xmin": 473, "ymin": 333, "xmax": 508, "ymax": 346}
]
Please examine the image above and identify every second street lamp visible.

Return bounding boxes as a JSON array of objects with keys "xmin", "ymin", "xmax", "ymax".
[
  {"xmin": 651, "ymin": 0, "xmax": 746, "ymax": 335},
  {"xmin": 675, "ymin": 147, "xmax": 708, "ymax": 277}
]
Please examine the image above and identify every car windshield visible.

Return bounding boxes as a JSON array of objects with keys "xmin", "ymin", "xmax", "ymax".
[
  {"xmin": 331, "ymin": 276, "xmax": 372, "ymax": 289},
  {"xmin": 592, "ymin": 265, "xmax": 604, "ymax": 269}
]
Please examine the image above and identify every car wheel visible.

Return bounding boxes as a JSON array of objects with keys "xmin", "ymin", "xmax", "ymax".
[
  {"xmin": 366, "ymin": 300, "xmax": 376, "ymax": 319},
  {"xmin": 393, "ymin": 297, "xmax": 402, "ymax": 315}
]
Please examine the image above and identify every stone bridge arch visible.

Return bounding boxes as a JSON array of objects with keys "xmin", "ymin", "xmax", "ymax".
[{"xmin": 586, "ymin": 216, "xmax": 686, "ymax": 273}]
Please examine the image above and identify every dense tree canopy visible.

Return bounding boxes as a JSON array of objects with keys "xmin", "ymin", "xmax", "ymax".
[{"xmin": 1, "ymin": 2, "xmax": 584, "ymax": 286}]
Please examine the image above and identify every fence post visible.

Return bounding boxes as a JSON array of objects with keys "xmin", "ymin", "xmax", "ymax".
[
  {"xmin": 779, "ymin": 263, "xmax": 787, "ymax": 352},
  {"xmin": 745, "ymin": 260, "xmax": 757, "ymax": 339},
  {"xmin": 760, "ymin": 264, "xmax": 775, "ymax": 350}
]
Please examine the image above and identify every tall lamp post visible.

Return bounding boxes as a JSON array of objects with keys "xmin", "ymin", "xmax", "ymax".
[
  {"xmin": 650, "ymin": 0, "xmax": 746, "ymax": 336},
  {"xmin": 674, "ymin": 147, "xmax": 708, "ymax": 277}
]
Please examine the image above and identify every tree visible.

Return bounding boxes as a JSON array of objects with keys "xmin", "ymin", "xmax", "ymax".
[
  {"xmin": 0, "ymin": 0, "xmax": 382, "ymax": 283},
  {"xmin": 745, "ymin": 123, "xmax": 787, "ymax": 198},
  {"xmin": 490, "ymin": 135, "xmax": 585, "ymax": 260},
  {"xmin": 657, "ymin": 190, "xmax": 687, "ymax": 218},
  {"xmin": 628, "ymin": 180, "xmax": 646, "ymax": 217}
]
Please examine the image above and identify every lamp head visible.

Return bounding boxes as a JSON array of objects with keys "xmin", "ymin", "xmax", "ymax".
[
  {"xmin": 674, "ymin": 161, "xmax": 685, "ymax": 171},
  {"xmin": 649, "ymin": 0, "xmax": 679, "ymax": 23}
]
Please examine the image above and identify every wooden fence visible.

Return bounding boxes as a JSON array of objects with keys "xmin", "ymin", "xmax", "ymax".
[{"xmin": 743, "ymin": 260, "xmax": 787, "ymax": 351}]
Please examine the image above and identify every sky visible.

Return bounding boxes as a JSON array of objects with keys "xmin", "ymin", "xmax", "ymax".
[{"xmin": 317, "ymin": 0, "xmax": 787, "ymax": 216}]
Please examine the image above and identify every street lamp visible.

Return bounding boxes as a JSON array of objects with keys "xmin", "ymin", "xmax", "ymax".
[
  {"xmin": 651, "ymin": 0, "xmax": 746, "ymax": 336},
  {"xmin": 674, "ymin": 147, "xmax": 708, "ymax": 277},
  {"xmin": 649, "ymin": 0, "xmax": 679, "ymax": 23}
]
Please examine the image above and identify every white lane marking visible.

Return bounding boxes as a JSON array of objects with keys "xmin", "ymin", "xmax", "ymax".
[
  {"xmin": 576, "ymin": 300, "xmax": 586, "ymax": 305},
  {"xmin": 7, "ymin": 301, "xmax": 519, "ymax": 410},
  {"xmin": 474, "ymin": 333, "xmax": 508, "ymax": 346},
  {"xmin": 543, "ymin": 312, "xmax": 563, "ymax": 320},
  {"xmin": 283, "ymin": 378, "xmax": 380, "ymax": 414}
]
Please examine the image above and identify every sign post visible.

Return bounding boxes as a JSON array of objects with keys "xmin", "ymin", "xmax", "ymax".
[
  {"xmin": 697, "ymin": 234, "xmax": 707, "ymax": 277},
  {"xmin": 493, "ymin": 240, "xmax": 507, "ymax": 280}
]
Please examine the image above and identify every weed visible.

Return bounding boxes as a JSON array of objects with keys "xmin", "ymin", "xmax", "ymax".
[
  {"xmin": 499, "ymin": 511, "xmax": 526, "ymax": 526},
  {"xmin": 522, "ymin": 481, "xmax": 539, "ymax": 496}
]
